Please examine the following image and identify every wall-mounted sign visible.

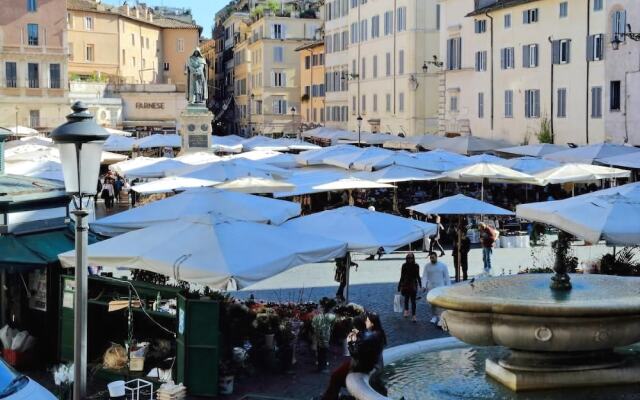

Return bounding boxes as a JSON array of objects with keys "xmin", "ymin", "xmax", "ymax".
[{"xmin": 135, "ymin": 102, "xmax": 165, "ymax": 110}]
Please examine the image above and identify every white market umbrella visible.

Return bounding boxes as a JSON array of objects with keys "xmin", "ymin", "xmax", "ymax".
[
  {"xmin": 324, "ymin": 147, "xmax": 393, "ymax": 170},
  {"xmin": 353, "ymin": 165, "xmax": 439, "ymax": 183},
  {"xmin": 228, "ymin": 150, "xmax": 298, "ymax": 169},
  {"xmin": 131, "ymin": 176, "xmax": 217, "ymax": 194},
  {"xmin": 183, "ymin": 159, "xmax": 285, "ymax": 182},
  {"xmin": 294, "ymin": 144, "xmax": 359, "ymax": 166},
  {"xmin": 135, "ymin": 134, "xmax": 181, "ymax": 149},
  {"xmin": 441, "ymin": 162, "xmax": 538, "ymax": 184},
  {"xmin": 4, "ymin": 159, "xmax": 64, "ymax": 181},
  {"xmin": 413, "ymin": 149, "xmax": 472, "ymax": 173},
  {"xmin": 91, "ymin": 188, "xmax": 301, "ymax": 236},
  {"xmin": 499, "ymin": 156, "xmax": 560, "ymax": 174},
  {"xmin": 273, "ymin": 169, "xmax": 348, "ymax": 197},
  {"xmin": 105, "ymin": 127, "xmax": 133, "ymax": 137},
  {"xmin": 544, "ymin": 143, "xmax": 640, "ymax": 164},
  {"xmin": 214, "ymin": 177, "xmax": 295, "ymax": 194},
  {"xmin": 174, "ymin": 152, "xmax": 222, "ymax": 165},
  {"xmin": 431, "ymin": 136, "xmax": 511, "ymax": 155},
  {"xmin": 5, "ymin": 137, "xmax": 53, "ymax": 150},
  {"xmin": 351, "ymin": 151, "xmax": 423, "ymax": 171},
  {"xmin": 109, "ymin": 157, "xmax": 161, "ymax": 175},
  {"xmin": 516, "ymin": 186, "xmax": 640, "ymax": 245},
  {"xmin": 467, "ymin": 153, "xmax": 505, "ymax": 164},
  {"xmin": 60, "ymin": 214, "xmax": 348, "ymax": 290},
  {"xmin": 382, "ymin": 135, "xmax": 423, "ymax": 151},
  {"xmin": 8, "ymin": 125, "xmax": 39, "ymax": 136},
  {"xmin": 498, "ymin": 143, "xmax": 567, "ymax": 158},
  {"xmin": 104, "ymin": 134, "xmax": 136, "ymax": 152},
  {"xmin": 312, "ymin": 177, "xmax": 395, "ymax": 191},
  {"xmin": 408, "ymin": 194, "xmax": 514, "ymax": 216},
  {"xmin": 533, "ymin": 163, "xmax": 630, "ymax": 185},
  {"xmin": 101, "ymin": 151, "xmax": 129, "ymax": 165},
  {"xmin": 124, "ymin": 158, "xmax": 194, "ymax": 179},
  {"xmin": 242, "ymin": 136, "xmax": 290, "ymax": 152},
  {"xmin": 212, "ymin": 135, "xmax": 244, "ymax": 153},
  {"xmin": 596, "ymin": 152, "xmax": 640, "ymax": 169}
]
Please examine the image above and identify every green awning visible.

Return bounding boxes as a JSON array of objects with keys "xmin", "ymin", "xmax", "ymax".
[{"xmin": 0, "ymin": 228, "xmax": 98, "ymax": 272}]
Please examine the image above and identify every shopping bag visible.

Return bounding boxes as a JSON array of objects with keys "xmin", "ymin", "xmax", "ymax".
[{"xmin": 393, "ymin": 294, "xmax": 403, "ymax": 313}]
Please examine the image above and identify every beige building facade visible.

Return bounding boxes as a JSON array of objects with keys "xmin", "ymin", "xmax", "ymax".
[
  {"xmin": 440, "ymin": 0, "xmax": 607, "ymax": 145},
  {"xmin": 296, "ymin": 41, "xmax": 325, "ymax": 127},
  {"xmin": 0, "ymin": 0, "xmax": 69, "ymax": 130},
  {"xmin": 324, "ymin": 0, "xmax": 441, "ymax": 136}
]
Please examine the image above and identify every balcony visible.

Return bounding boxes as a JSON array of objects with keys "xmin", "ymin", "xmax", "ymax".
[
  {"xmin": 5, "ymin": 79, "xmax": 17, "ymax": 88},
  {"xmin": 28, "ymin": 79, "xmax": 39, "ymax": 89}
]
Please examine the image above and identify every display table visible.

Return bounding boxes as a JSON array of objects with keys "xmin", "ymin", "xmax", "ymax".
[{"xmin": 499, "ymin": 233, "xmax": 530, "ymax": 248}]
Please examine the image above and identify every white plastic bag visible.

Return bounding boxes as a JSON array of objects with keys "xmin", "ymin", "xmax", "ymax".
[
  {"xmin": 393, "ymin": 294, "xmax": 403, "ymax": 313},
  {"xmin": 11, "ymin": 331, "xmax": 28, "ymax": 351},
  {"xmin": 0, "ymin": 326, "xmax": 15, "ymax": 349}
]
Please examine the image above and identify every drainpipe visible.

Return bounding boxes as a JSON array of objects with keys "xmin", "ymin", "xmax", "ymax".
[
  {"xmin": 585, "ymin": 0, "xmax": 591, "ymax": 144},
  {"xmin": 393, "ymin": 0, "xmax": 397, "ymax": 115},
  {"xmin": 623, "ymin": 52, "xmax": 640, "ymax": 144},
  {"xmin": 0, "ymin": 131, "xmax": 8, "ymax": 175},
  {"xmin": 548, "ymin": 36, "xmax": 555, "ymax": 143},
  {"xmin": 486, "ymin": 12, "xmax": 494, "ymax": 132}
]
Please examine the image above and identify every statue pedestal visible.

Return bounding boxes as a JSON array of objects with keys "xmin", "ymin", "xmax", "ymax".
[{"xmin": 178, "ymin": 104, "xmax": 213, "ymax": 153}]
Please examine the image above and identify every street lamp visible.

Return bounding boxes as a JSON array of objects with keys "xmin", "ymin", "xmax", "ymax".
[
  {"xmin": 290, "ymin": 107, "xmax": 297, "ymax": 140},
  {"xmin": 249, "ymin": 93, "xmax": 255, "ymax": 137},
  {"xmin": 50, "ymin": 101, "xmax": 109, "ymax": 400},
  {"xmin": 611, "ymin": 24, "xmax": 640, "ymax": 50},
  {"xmin": 356, "ymin": 115, "xmax": 363, "ymax": 147}
]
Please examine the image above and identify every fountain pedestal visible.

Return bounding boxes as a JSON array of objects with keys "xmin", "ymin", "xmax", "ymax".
[{"xmin": 429, "ymin": 274, "xmax": 640, "ymax": 392}]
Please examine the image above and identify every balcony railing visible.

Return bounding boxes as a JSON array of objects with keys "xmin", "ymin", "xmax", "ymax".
[
  {"xmin": 28, "ymin": 79, "xmax": 39, "ymax": 88},
  {"xmin": 5, "ymin": 79, "xmax": 17, "ymax": 88}
]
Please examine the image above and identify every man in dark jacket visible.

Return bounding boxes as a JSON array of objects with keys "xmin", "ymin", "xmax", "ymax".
[{"xmin": 453, "ymin": 227, "xmax": 472, "ymax": 281}]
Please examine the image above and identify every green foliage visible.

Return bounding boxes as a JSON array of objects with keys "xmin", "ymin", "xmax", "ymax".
[
  {"xmin": 131, "ymin": 269, "xmax": 169, "ymax": 286},
  {"xmin": 266, "ymin": 0, "xmax": 280, "ymax": 13},
  {"xmin": 69, "ymin": 71, "xmax": 108, "ymax": 83},
  {"xmin": 599, "ymin": 247, "xmax": 640, "ymax": 276},
  {"xmin": 536, "ymin": 115, "xmax": 553, "ymax": 144},
  {"xmin": 552, "ymin": 232, "xmax": 578, "ymax": 273}
]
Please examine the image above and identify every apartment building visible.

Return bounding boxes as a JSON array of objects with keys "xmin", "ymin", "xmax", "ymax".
[
  {"xmin": 605, "ymin": 0, "xmax": 640, "ymax": 145},
  {"xmin": 323, "ymin": 0, "xmax": 441, "ymax": 136},
  {"xmin": 296, "ymin": 41, "xmax": 325, "ymax": 127},
  {"xmin": 67, "ymin": 0, "xmax": 200, "ymax": 87},
  {"xmin": 0, "ymin": 0, "xmax": 69, "ymax": 130},
  {"xmin": 440, "ymin": 0, "xmax": 608, "ymax": 145}
]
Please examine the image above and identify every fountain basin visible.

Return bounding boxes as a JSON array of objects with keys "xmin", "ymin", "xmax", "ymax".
[{"xmin": 427, "ymin": 274, "xmax": 640, "ymax": 391}]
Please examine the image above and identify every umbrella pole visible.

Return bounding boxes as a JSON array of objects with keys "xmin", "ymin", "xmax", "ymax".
[
  {"xmin": 345, "ymin": 252, "xmax": 351, "ymax": 303},
  {"xmin": 481, "ymin": 181, "xmax": 484, "ymax": 202},
  {"xmin": 393, "ymin": 185, "xmax": 398, "ymax": 213},
  {"xmin": 457, "ymin": 215, "xmax": 462, "ymax": 282}
]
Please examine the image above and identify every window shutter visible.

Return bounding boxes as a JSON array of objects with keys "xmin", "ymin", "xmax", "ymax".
[
  {"xmin": 271, "ymin": 71, "xmax": 276, "ymax": 86},
  {"xmin": 621, "ymin": 11, "xmax": 627, "ymax": 40},
  {"xmin": 282, "ymin": 25, "xmax": 287, "ymax": 39},
  {"xmin": 500, "ymin": 49, "xmax": 505, "ymax": 69},
  {"xmin": 282, "ymin": 72, "xmax": 287, "ymax": 87},
  {"xmin": 587, "ymin": 35, "xmax": 594, "ymax": 61},
  {"xmin": 523, "ymin": 45, "xmax": 529, "ymax": 68},
  {"xmin": 566, "ymin": 40, "xmax": 571, "ymax": 62},
  {"xmin": 597, "ymin": 34, "xmax": 604, "ymax": 60},
  {"xmin": 552, "ymin": 40, "xmax": 560, "ymax": 64},
  {"xmin": 523, "ymin": 10, "xmax": 527, "ymax": 23},
  {"xmin": 456, "ymin": 38, "xmax": 462, "ymax": 69},
  {"xmin": 525, "ymin": 91, "xmax": 530, "ymax": 117},
  {"xmin": 535, "ymin": 90, "xmax": 540, "ymax": 117},
  {"xmin": 533, "ymin": 45, "xmax": 538, "ymax": 66}
]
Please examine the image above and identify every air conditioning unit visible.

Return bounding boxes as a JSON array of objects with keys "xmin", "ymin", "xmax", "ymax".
[{"xmin": 96, "ymin": 107, "xmax": 111, "ymax": 125}]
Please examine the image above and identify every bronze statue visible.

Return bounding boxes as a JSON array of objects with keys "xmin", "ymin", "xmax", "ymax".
[{"xmin": 186, "ymin": 48, "xmax": 208, "ymax": 104}]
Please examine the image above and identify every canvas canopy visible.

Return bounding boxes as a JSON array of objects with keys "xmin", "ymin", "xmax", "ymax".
[
  {"xmin": 596, "ymin": 152, "xmax": 640, "ymax": 169},
  {"xmin": 135, "ymin": 134, "xmax": 181, "ymax": 149},
  {"xmin": 91, "ymin": 188, "xmax": 301, "ymax": 236},
  {"xmin": 214, "ymin": 177, "xmax": 295, "ymax": 194},
  {"xmin": 533, "ymin": 163, "xmax": 631, "ymax": 185},
  {"xmin": 544, "ymin": 143, "xmax": 640, "ymax": 164},
  {"xmin": 413, "ymin": 149, "xmax": 472, "ymax": 173},
  {"xmin": 498, "ymin": 156, "xmax": 560, "ymax": 174},
  {"xmin": 428, "ymin": 136, "xmax": 510, "ymax": 155},
  {"xmin": 498, "ymin": 144, "xmax": 567, "ymax": 158},
  {"xmin": 131, "ymin": 176, "xmax": 217, "ymax": 194},
  {"xmin": 212, "ymin": 135, "xmax": 244, "ymax": 153},
  {"xmin": 123, "ymin": 159, "xmax": 194, "ymax": 179},
  {"xmin": 274, "ymin": 169, "xmax": 348, "ymax": 197},
  {"xmin": 312, "ymin": 177, "xmax": 394, "ymax": 191},
  {"xmin": 323, "ymin": 147, "xmax": 393, "ymax": 169},
  {"xmin": 60, "ymin": 214, "xmax": 348, "ymax": 290},
  {"xmin": 283, "ymin": 206, "xmax": 436, "ymax": 254},
  {"xmin": 294, "ymin": 145, "xmax": 359, "ymax": 166},
  {"xmin": 104, "ymin": 135, "xmax": 135, "ymax": 152},
  {"xmin": 440, "ymin": 162, "xmax": 538, "ymax": 184},
  {"xmin": 408, "ymin": 194, "xmax": 514, "ymax": 216},
  {"xmin": 105, "ymin": 128, "xmax": 133, "ymax": 137},
  {"xmin": 353, "ymin": 165, "xmax": 438, "ymax": 183}
]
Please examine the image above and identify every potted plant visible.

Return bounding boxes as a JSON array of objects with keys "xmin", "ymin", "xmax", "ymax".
[
  {"xmin": 253, "ymin": 310, "xmax": 280, "ymax": 348},
  {"xmin": 218, "ymin": 359, "xmax": 236, "ymax": 395}
]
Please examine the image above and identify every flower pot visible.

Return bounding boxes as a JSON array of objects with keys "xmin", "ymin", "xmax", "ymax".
[
  {"xmin": 219, "ymin": 375, "xmax": 234, "ymax": 395},
  {"xmin": 264, "ymin": 333, "xmax": 275, "ymax": 348}
]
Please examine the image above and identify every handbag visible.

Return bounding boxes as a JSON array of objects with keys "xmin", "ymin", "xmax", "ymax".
[{"xmin": 393, "ymin": 294, "xmax": 403, "ymax": 313}]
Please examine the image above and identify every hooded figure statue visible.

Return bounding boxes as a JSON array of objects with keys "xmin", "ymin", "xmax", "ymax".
[{"xmin": 186, "ymin": 48, "xmax": 208, "ymax": 104}]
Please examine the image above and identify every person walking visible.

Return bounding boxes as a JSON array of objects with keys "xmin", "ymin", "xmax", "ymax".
[
  {"xmin": 397, "ymin": 253, "xmax": 422, "ymax": 322},
  {"xmin": 428, "ymin": 215, "xmax": 446, "ymax": 257},
  {"xmin": 101, "ymin": 177, "xmax": 115, "ymax": 210},
  {"xmin": 479, "ymin": 223, "xmax": 498, "ymax": 273},
  {"xmin": 452, "ymin": 227, "xmax": 471, "ymax": 281},
  {"xmin": 334, "ymin": 256, "xmax": 358, "ymax": 302},
  {"xmin": 423, "ymin": 252, "xmax": 451, "ymax": 326},
  {"xmin": 312, "ymin": 298, "xmax": 337, "ymax": 373}
]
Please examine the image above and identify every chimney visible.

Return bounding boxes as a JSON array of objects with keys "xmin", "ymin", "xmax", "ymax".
[{"xmin": 0, "ymin": 129, "xmax": 10, "ymax": 175}]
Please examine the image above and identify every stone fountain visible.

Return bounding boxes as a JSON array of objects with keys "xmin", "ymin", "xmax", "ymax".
[{"xmin": 428, "ymin": 233, "xmax": 640, "ymax": 392}]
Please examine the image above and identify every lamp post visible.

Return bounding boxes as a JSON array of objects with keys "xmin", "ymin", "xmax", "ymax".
[
  {"xmin": 356, "ymin": 115, "xmax": 363, "ymax": 147},
  {"xmin": 423, "ymin": 56, "xmax": 445, "ymax": 134},
  {"xmin": 50, "ymin": 101, "xmax": 109, "ymax": 400},
  {"xmin": 249, "ymin": 93, "xmax": 255, "ymax": 137},
  {"xmin": 290, "ymin": 106, "xmax": 297, "ymax": 140},
  {"xmin": 341, "ymin": 71, "xmax": 361, "ymax": 145}
]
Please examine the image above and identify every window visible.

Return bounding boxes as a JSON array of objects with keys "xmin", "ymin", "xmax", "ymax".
[
  {"xmin": 398, "ymin": 50, "xmax": 404, "ymax": 74},
  {"xmin": 588, "ymin": 34, "xmax": 604, "ymax": 61},
  {"xmin": 450, "ymin": 96, "xmax": 458, "ymax": 112},
  {"xmin": 27, "ymin": 24, "xmax": 38, "ymax": 45},
  {"xmin": 373, "ymin": 55, "xmax": 378, "ymax": 78},
  {"xmin": 85, "ymin": 44, "xmax": 94, "ymax": 61},
  {"xmin": 384, "ymin": 11, "xmax": 393, "ymax": 36},
  {"xmin": 29, "ymin": 110, "xmax": 40, "ymax": 128},
  {"xmin": 371, "ymin": 15, "xmax": 380, "ymax": 38},
  {"xmin": 475, "ymin": 51, "xmax": 487, "ymax": 71},
  {"xmin": 132, "ymin": 56, "xmax": 135, "ymax": 67},
  {"xmin": 524, "ymin": 89, "xmax": 540, "ymax": 118},
  {"xmin": 163, "ymin": 62, "xmax": 169, "ymax": 71},
  {"xmin": 610, "ymin": 81, "xmax": 621, "ymax": 111},
  {"xmin": 504, "ymin": 90, "xmax": 513, "ymax": 118},
  {"xmin": 122, "ymin": 49, "xmax": 126, "ymax": 65},
  {"xmin": 373, "ymin": 94, "xmax": 378, "ymax": 112},
  {"xmin": 142, "ymin": 58, "xmax": 146, "ymax": 69},
  {"xmin": 447, "ymin": 37, "xmax": 462, "ymax": 70},
  {"xmin": 399, "ymin": 92, "xmax": 405, "ymax": 112},
  {"xmin": 474, "ymin": 19, "xmax": 486, "ymax": 33},
  {"xmin": 361, "ymin": 57, "xmax": 366, "ymax": 79},
  {"xmin": 386, "ymin": 52, "xmax": 391, "ymax": 76},
  {"xmin": 523, "ymin": 8, "xmax": 539, "ymax": 24},
  {"xmin": 478, "ymin": 92, "xmax": 485, "ymax": 118},
  {"xmin": 593, "ymin": 0, "xmax": 603, "ymax": 11},
  {"xmin": 27, "ymin": 63, "xmax": 38, "ymax": 88},
  {"xmin": 436, "ymin": 4, "xmax": 441, "ymax": 30},
  {"xmin": 612, "ymin": 10, "xmax": 627, "ymax": 43},
  {"xmin": 27, "ymin": 0, "xmax": 37, "ymax": 12},
  {"xmin": 361, "ymin": 95, "xmax": 366, "ymax": 112},
  {"xmin": 360, "ymin": 19, "xmax": 368, "ymax": 42},
  {"xmin": 557, "ymin": 88, "xmax": 567, "ymax": 117},
  {"xmin": 273, "ymin": 98, "xmax": 287, "ymax": 114},
  {"xmin": 69, "ymin": 42, "xmax": 73, "ymax": 60},
  {"xmin": 67, "ymin": 12, "xmax": 73, "ymax": 28},
  {"xmin": 272, "ymin": 71, "xmax": 286, "ymax": 87},
  {"xmin": 591, "ymin": 86, "xmax": 602, "ymax": 118},
  {"xmin": 131, "ymin": 33, "xmax": 135, "ymax": 46},
  {"xmin": 504, "ymin": 14, "xmax": 511, "ymax": 28},
  {"xmin": 553, "ymin": 39, "xmax": 571, "ymax": 64},
  {"xmin": 177, "ymin": 38, "xmax": 184, "ymax": 53},
  {"xmin": 352, "ymin": 96, "xmax": 357, "ymax": 112},
  {"xmin": 559, "ymin": 2, "xmax": 568, "ymax": 18},
  {"xmin": 273, "ymin": 46, "xmax": 284, "ymax": 62},
  {"xmin": 5, "ymin": 62, "xmax": 17, "ymax": 88},
  {"xmin": 305, "ymin": 56, "xmax": 311, "ymax": 69},
  {"xmin": 522, "ymin": 44, "xmax": 538, "ymax": 68},
  {"xmin": 351, "ymin": 22, "xmax": 359, "ymax": 43},
  {"xmin": 397, "ymin": 7, "xmax": 407, "ymax": 32},
  {"xmin": 501, "ymin": 47, "xmax": 515, "ymax": 69},
  {"xmin": 49, "ymin": 63, "xmax": 60, "ymax": 88},
  {"xmin": 386, "ymin": 94, "xmax": 391, "ymax": 112},
  {"xmin": 342, "ymin": 31, "xmax": 349, "ymax": 50},
  {"xmin": 272, "ymin": 24, "xmax": 283, "ymax": 39}
]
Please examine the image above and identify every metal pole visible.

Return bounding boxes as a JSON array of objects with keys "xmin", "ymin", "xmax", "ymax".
[
  {"xmin": 345, "ymin": 252, "xmax": 351, "ymax": 303},
  {"xmin": 73, "ymin": 208, "xmax": 89, "ymax": 400}
]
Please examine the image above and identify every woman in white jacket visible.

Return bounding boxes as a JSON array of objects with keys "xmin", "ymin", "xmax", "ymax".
[{"xmin": 422, "ymin": 252, "xmax": 451, "ymax": 326}]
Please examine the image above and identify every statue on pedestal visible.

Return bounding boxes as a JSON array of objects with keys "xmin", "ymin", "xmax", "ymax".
[{"xmin": 186, "ymin": 48, "xmax": 208, "ymax": 104}]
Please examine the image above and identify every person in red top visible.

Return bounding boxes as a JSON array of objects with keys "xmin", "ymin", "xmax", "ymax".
[{"xmin": 478, "ymin": 223, "xmax": 497, "ymax": 272}]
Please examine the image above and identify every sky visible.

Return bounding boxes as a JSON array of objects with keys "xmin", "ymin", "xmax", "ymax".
[{"xmin": 103, "ymin": 0, "xmax": 229, "ymax": 38}]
